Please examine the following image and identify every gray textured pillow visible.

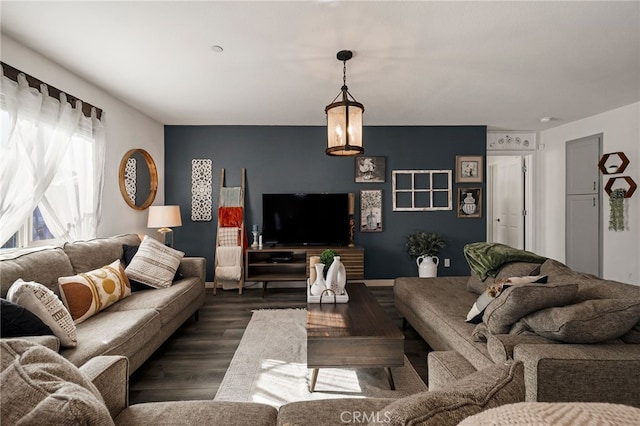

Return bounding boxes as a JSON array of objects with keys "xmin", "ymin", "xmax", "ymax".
[
  {"xmin": 467, "ymin": 262, "xmax": 542, "ymax": 295},
  {"xmin": 0, "ymin": 339, "xmax": 112, "ymax": 425},
  {"xmin": 124, "ymin": 235, "xmax": 184, "ymax": 288},
  {"xmin": 483, "ymin": 283, "xmax": 579, "ymax": 335},
  {"xmin": 372, "ymin": 362, "xmax": 524, "ymax": 425},
  {"xmin": 519, "ymin": 299, "xmax": 640, "ymax": 343}
]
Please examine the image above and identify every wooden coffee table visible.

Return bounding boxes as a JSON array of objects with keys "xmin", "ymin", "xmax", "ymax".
[{"xmin": 306, "ymin": 282, "xmax": 405, "ymax": 392}]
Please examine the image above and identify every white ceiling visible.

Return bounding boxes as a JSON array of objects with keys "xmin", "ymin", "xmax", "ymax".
[{"xmin": 1, "ymin": 1, "xmax": 639, "ymax": 131}]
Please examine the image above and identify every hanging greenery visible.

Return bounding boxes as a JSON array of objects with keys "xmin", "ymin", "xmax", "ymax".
[{"xmin": 608, "ymin": 188, "xmax": 626, "ymax": 232}]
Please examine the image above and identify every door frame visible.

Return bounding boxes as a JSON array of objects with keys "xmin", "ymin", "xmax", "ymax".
[
  {"xmin": 565, "ymin": 134, "xmax": 602, "ymax": 276},
  {"xmin": 486, "ymin": 151, "xmax": 535, "ymax": 251}
]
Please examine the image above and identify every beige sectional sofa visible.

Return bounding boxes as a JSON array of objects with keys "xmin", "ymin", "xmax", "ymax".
[
  {"xmin": 0, "ymin": 234, "xmax": 206, "ymax": 374},
  {"xmin": 394, "ymin": 257, "xmax": 640, "ymax": 407}
]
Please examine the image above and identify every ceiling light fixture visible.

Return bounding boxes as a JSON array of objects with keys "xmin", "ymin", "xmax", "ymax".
[
  {"xmin": 539, "ymin": 116, "xmax": 554, "ymax": 123},
  {"xmin": 325, "ymin": 50, "xmax": 364, "ymax": 156},
  {"xmin": 211, "ymin": 45, "xmax": 224, "ymax": 53}
]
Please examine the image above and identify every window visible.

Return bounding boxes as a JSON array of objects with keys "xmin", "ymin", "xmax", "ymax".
[
  {"xmin": 392, "ymin": 170, "xmax": 453, "ymax": 211},
  {"xmin": 0, "ymin": 66, "xmax": 105, "ymax": 252}
]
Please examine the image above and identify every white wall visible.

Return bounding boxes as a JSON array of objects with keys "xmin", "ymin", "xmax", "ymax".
[
  {"xmin": 536, "ymin": 102, "xmax": 639, "ymax": 284},
  {"xmin": 1, "ymin": 35, "xmax": 165, "ymax": 238}
]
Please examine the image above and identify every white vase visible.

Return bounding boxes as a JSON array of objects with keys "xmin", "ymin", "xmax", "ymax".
[
  {"xmin": 326, "ymin": 256, "xmax": 347, "ymax": 295},
  {"xmin": 417, "ymin": 255, "xmax": 439, "ymax": 278},
  {"xmin": 310, "ymin": 263, "xmax": 326, "ymax": 296}
]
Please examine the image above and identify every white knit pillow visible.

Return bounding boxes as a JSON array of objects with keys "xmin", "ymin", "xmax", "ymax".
[
  {"xmin": 124, "ymin": 235, "xmax": 184, "ymax": 288},
  {"xmin": 7, "ymin": 279, "xmax": 77, "ymax": 347}
]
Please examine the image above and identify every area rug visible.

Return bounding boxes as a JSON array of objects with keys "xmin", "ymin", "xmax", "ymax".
[{"xmin": 214, "ymin": 309, "xmax": 427, "ymax": 408}]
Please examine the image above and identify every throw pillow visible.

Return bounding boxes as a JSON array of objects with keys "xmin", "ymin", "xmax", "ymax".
[
  {"xmin": 483, "ymin": 283, "xmax": 579, "ymax": 335},
  {"xmin": 58, "ymin": 259, "xmax": 131, "ymax": 324},
  {"xmin": 0, "ymin": 299, "xmax": 54, "ymax": 338},
  {"xmin": 0, "ymin": 339, "xmax": 112, "ymax": 425},
  {"xmin": 218, "ymin": 227, "xmax": 241, "ymax": 246},
  {"xmin": 124, "ymin": 235, "xmax": 184, "ymax": 288},
  {"xmin": 519, "ymin": 299, "xmax": 640, "ymax": 343},
  {"xmin": 373, "ymin": 361, "xmax": 524, "ymax": 426},
  {"xmin": 122, "ymin": 244, "xmax": 183, "ymax": 291},
  {"xmin": 466, "ymin": 276, "xmax": 547, "ymax": 324},
  {"xmin": 621, "ymin": 322, "xmax": 640, "ymax": 344},
  {"xmin": 466, "ymin": 263, "xmax": 542, "ymax": 295},
  {"xmin": 6, "ymin": 279, "xmax": 77, "ymax": 347}
]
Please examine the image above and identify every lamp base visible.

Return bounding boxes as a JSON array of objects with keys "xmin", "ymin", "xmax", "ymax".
[{"xmin": 157, "ymin": 228, "xmax": 174, "ymax": 248}]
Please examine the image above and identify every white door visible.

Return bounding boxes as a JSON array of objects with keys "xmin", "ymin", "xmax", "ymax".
[{"xmin": 488, "ymin": 156, "xmax": 524, "ymax": 249}]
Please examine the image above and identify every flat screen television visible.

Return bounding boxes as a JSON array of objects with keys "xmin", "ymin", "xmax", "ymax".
[{"xmin": 262, "ymin": 193, "xmax": 349, "ymax": 246}]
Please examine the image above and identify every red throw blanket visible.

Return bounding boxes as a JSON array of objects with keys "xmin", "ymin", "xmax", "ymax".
[{"xmin": 218, "ymin": 207, "xmax": 248, "ymax": 248}]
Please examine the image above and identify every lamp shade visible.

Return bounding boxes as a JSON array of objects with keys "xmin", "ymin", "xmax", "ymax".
[
  {"xmin": 147, "ymin": 205, "xmax": 182, "ymax": 229},
  {"xmin": 326, "ymin": 100, "xmax": 364, "ymax": 156}
]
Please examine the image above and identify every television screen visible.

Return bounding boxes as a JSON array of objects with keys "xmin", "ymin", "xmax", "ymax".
[{"xmin": 262, "ymin": 193, "xmax": 349, "ymax": 246}]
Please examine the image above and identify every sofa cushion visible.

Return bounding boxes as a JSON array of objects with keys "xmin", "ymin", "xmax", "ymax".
[
  {"xmin": 6, "ymin": 279, "xmax": 77, "ymax": 347},
  {"xmin": 117, "ymin": 401, "xmax": 277, "ymax": 426},
  {"xmin": 1, "ymin": 298, "xmax": 53, "ymax": 338},
  {"xmin": 63, "ymin": 234, "xmax": 140, "ymax": 274},
  {"xmin": 0, "ymin": 339, "xmax": 112, "ymax": 425},
  {"xmin": 518, "ymin": 299, "xmax": 640, "ymax": 343},
  {"xmin": 487, "ymin": 333, "xmax": 557, "ymax": 363},
  {"xmin": 124, "ymin": 236, "xmax": 184, "ymax": 289},
  {"xmin": 483, "ymin": 283, "xmax": 579, "ymax": 335},
  {"xmin": 61, "ymin": 309, "xmax": 160, "ymax": 368},
  {"xmin": 0, "ymin": 247, "xmax": 74, "ymax": 297},
  {"xmin": 59, "ymin": 260, "xmax": 132, "ymax": 324},
  {"xmin": 459, "ymin": 402, "xmax": 640, "ymax": 426},
  {"xmin": 105, "ymin": 277, "xmax": 202, "ymax": 326},
  {"xmin": 467, "ymin": 263, "xmax": 543, "ymax": 295},
  {"xmin": 374, "ymin": 361, "xmax": 525, "ymax": 425},
  {"xmin": 622, "ymin": 323, "xmax": 640, "ymax": 344}
]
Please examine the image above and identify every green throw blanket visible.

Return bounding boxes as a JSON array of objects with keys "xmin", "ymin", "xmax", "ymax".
[{"xmin": 464, "ymin": 242, "xmax": 547, "ymax": 281}]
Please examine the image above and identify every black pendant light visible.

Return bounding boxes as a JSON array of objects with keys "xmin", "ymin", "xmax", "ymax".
[{"xmin": 325, "ymin": 50, "xmax": 364, "ymax": 156}]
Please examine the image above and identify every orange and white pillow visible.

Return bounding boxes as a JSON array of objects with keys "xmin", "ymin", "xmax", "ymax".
[{"xmin": 58, "ymin": 259, "xmax": 131, "ymax": 324}]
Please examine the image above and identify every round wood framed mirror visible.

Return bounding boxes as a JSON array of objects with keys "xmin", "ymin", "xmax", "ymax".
[{"xmin": 118, "ymin": 148, "xmax": 158, "ymax": 210}]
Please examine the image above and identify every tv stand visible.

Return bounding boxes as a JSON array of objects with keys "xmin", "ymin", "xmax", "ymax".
[{"xmin": 245, "ymin": 246, "xmax": 364, "ymax": 297}]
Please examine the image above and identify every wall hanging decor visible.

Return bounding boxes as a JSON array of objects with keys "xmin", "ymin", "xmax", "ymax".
[
  {"xmin": 392, "ymin": 170, "xmax": 452, "ymax": 211},
  {"xmin": 608, "ymin": 188, "xmax": 626, "ymax": 231},
  {"xmin": 457, "ymin": 187, "xmax": 482, "ymax": 218},
  {"xmin": 360, "ymin": 189, "xmax": 382, "ymax": 232},
  {"xmin": 598, "ymin": 152, "xmax": 629, "ymax": 175},
  {"xmin": 355, "ymin": 156, "xmax": 386, "ymax": 183},
  {"xmin": 124, "ymin": 157, "xmax": 136, "ymax": 204},
  {"xmin": 191, "ymin": 159, "xmax": 213, "ymax": 222},
  {"xmin": 455, "ymin": 155, "xmax": 484, "ymax": 183}
]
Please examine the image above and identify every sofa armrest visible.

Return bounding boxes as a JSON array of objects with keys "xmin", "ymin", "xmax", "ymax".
[
  {"xmin": 514, "ymin": 343, "xmax": 640, "ymax": 407},
  {"xmin": 427, "ymin": 351, "xmax": 477, "ymax": 390},
  {"xmin": 178, "ymin": 257, "xmax": 206, "ymax": 283},
  {"xmin": 487, "ymin": 334, "xmax": 557, "ymax": 363},
  {"xmin": 80, "ymin": 355, "xmax": 129, "ymax": 419}
]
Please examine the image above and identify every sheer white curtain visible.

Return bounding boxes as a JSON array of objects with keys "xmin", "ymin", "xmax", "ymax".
[
  {"xmin": 39, "ymin": 104, "xmax": 106, "ymax": 241},
  {"xmin": 0, "ymin": 69, "xmax": 106, "ymax": 246}
]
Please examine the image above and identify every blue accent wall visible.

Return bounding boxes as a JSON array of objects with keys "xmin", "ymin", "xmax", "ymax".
[{"xmin": 164, "ymin": 125, "xmax": 486, "ymax": 281}]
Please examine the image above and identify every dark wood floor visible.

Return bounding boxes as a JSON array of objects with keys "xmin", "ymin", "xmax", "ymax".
[{"xmin": 129, "ymin": 285, "xmax": 430, "ymax": 404}]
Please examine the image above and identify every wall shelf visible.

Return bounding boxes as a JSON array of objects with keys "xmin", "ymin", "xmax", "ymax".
[
  {"xmin": 598, "ymin": 152, "xmax": 629, "ymax": 175},
  {"xmin": 604, "ymin": 176, "xmax": 637, "ymax": 198}
]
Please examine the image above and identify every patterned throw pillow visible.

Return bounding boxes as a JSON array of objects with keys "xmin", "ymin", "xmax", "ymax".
[
  {"xmin": 58, "ymin": 259, "xmax": 131, "ymax": 324},
  {"xmin": 124, "ymin": 235, "xmax": 184, "ymax": 288},
  {"xmin": 6, "ymin": 279, "xmax": 77, "ymax": 347},
  {"xmin": 218, "ymin": 227, "xmax": 240, "ymax": 246}
]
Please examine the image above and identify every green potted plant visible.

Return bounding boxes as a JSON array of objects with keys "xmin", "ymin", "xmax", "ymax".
[
  {"xmin": 320, "ymin": 249, "xmax": 338, "ymax": 275},
  {"xmin": 406, "ymin": 230, "xmax": 446, "ymax": 277}
]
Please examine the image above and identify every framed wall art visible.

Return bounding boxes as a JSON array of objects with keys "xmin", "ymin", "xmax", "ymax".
[
  {"xmin": 456, "ymin": 155, "xmax": 483, "ymax": 183},
  {"xmin": 392, "ymin": 170, "xmax": 452, "ymax": 211},
  {"xmin": 360, "ymin": 189, "xmax": 382, "ymax": 232},
  {"xmin": 457, "ymin": 187, "xmax": 482, "ymax": 218},
  {"xmin": 355, "ymin": 156, "xmax": 386, "ymax": 183}
]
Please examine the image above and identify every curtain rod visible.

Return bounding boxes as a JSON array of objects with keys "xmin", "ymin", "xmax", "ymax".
[{"xmin": 1, "ymin": 61, "xmax": 103, "ymax": 120}]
